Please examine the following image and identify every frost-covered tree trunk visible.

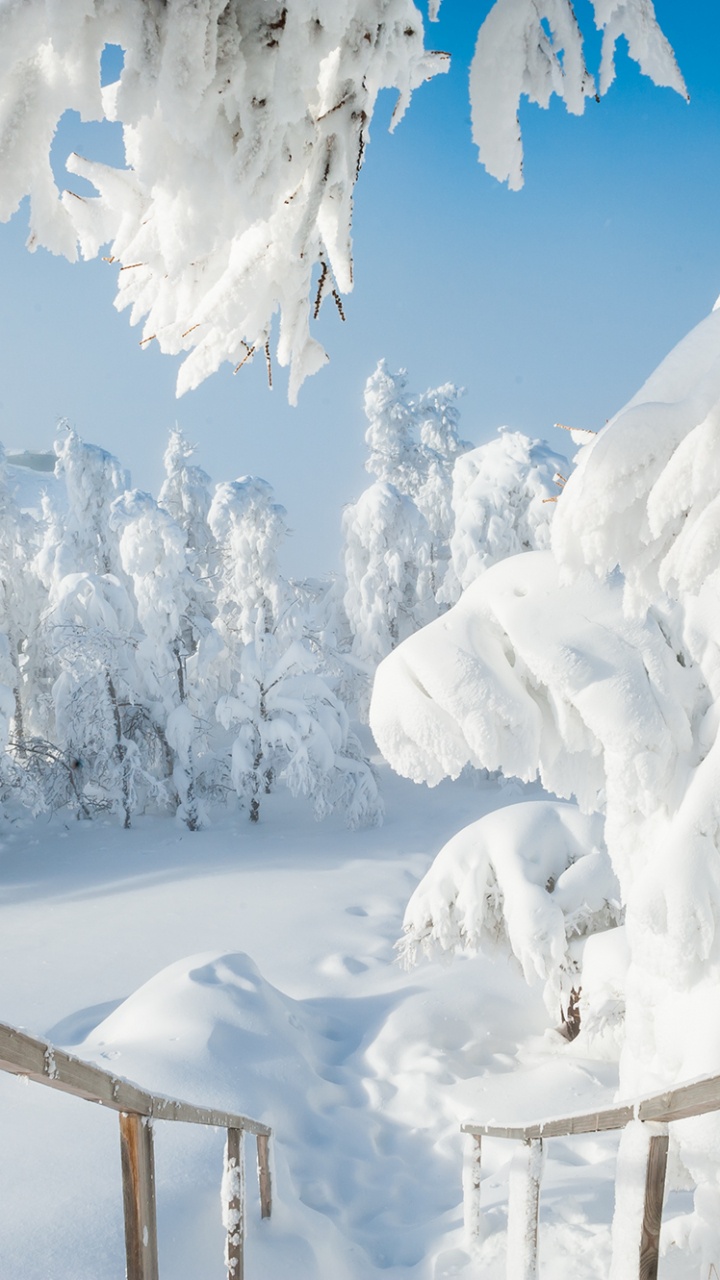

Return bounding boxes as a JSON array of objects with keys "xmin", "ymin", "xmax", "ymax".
[{"xmin": 0, "ymin": 1, "xmax": 684, "ymax": 398}]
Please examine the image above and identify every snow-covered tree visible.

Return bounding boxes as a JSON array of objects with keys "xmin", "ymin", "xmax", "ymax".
[
  {"xmin": 439, "ymin": 428, "xmax": 569, "ymax": 604},
  {"xmin": 110, "ymin": 488, "xmax": 207, "ymax": 830},
  {"xmin": 47, "ymin": 570, "xmax": 156, "ymax": 825},
  {"xmin": 343, "ymin": 480, "xmax": 435, "ymax": 672},
  {"xmin": 209, "ymin": 476, "xmax": 381, "ymax": 825},
  {"xmin": 37, "ymin": 427, "xmax": 128, "ymax": 589},
  {"xmin": 367, "ymin": 306, "xmax": 720, "ymax": 1266},
  {"xmin": 0, "ymin": 2, "xmax": 684, "ymax": 398},
  {"xmin": 158, "ymin": 428, "xmax": 216, "ymax": 585}
]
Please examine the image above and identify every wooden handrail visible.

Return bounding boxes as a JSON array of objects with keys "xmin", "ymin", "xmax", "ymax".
[
  {"xmin": 461, "ymin": 1065, "xmax": 720, "ymax": 1141},
  {"xmin": 0, "ymin": 1020, "xmax": 272, "ymax": 1280},
  {"xmin": 461, "ymin": 1067, "xmax": 720, "ymax": 1280}
]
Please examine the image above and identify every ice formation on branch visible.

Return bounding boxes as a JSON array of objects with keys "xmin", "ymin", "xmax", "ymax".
[{"xmin": 0, "ymin": 1, "xmax": 682, "ymax": 396}]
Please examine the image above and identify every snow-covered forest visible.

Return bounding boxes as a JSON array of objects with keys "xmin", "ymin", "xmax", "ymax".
[{"xmin": 2, "ymin": 1, "xmax": 720, "ymax": 1278}]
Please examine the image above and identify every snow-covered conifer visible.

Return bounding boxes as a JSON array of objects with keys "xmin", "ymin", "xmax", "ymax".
[
  {"xmin": 209, "ymin": 476, "xmax": 381, "ymax": 825},
  {"xmin": 158, "ymin": 428, "xmax": 216, "ymax": 584},
  {"xmin": 439, "ymin": 428, "xmax": 568, "ymax": 604},
  {"xmin": 343, "ymin": 480, "xmax": 435, "ymax": 672},
  {"xmin": 110, "ymin": 489, "xmax": 207, "ymax": 830},
  {"xmin": 48, "ymin": 571, "xmax": 154, "ymax": 825},
  {"xmin": 37, "ymin": 427, "xmax": 129, "ymax": 592}
]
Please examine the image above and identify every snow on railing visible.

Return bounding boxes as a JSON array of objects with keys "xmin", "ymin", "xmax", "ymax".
[
  {"xmin": 461, "ymin": 1068, "xmax": 720, "ymax": 1279},
  {"xmin": 0, "ymin": 1021, "xmax": 272, "ymax": 1280}
]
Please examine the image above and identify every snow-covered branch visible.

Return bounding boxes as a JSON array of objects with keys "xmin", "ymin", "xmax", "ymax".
[{"xmin": 0, "ymin": 0, "xmax": 682, "ymax": 397}]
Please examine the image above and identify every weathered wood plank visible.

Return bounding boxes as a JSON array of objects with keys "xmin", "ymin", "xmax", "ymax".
[
  {"xmin": 225, "ymin": 1127, "xmax": 245, "ymax": 1280},
  {"xmin": 640, "ymin": 1131, "xmax": 669, "ymax": 1280},
  {"xmin": 506, "ymin": 1138, "xmax": 543, "ymax": 1280},
  {"xmin": 462, "ymin": 1067, "xmax": 720, "ymax": 1142},
  {"xmin": 256, "ymin": 1133, "xmax": 272, "ymax": 1220},
  {"xmin": 462, "ymin": 1106, "xmax": 635, "ymax": 1141},
  {"xmin": 463, "ymin": 1133, "xmax": 483, "ymax": 1244},
  {"xmin": 0, "ymin": 1022, "xmax": 270, "ymax": 1135},
  {"xmin": 119, "ymin": 1112, "xmax": 160, "ymax": 1280}
]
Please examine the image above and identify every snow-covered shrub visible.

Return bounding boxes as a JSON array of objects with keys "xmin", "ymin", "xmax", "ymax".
[
  {"xmin": 0, "ymin": 3, "xmax": 683, "ymax": 397},
  {"xmin": 399, "ymin": 799, "xmax": 620, "ymax": 1018},
  {"xmin": 439, "ymin": 428, "xmax": 569, "ymax": 604}
]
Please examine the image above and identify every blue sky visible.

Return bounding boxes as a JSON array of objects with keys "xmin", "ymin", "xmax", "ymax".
[{"xmin": 0, "ymin": 1, "xmax": 718, "ymax": 575}]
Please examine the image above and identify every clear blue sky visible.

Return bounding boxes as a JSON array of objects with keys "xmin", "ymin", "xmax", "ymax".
[{"xmin": 0, "ymin": 1, "xmax": 718, "ymax": 576}]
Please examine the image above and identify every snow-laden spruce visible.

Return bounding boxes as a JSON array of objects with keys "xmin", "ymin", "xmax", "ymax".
[
  {"xmin": 369, "ymin": 308, "xmax": 720, "ymax": 1268},
  {"xmin": 209, "ymin": 475, "xmax": 382, "ymax": 826},
  {"xmin": 439, "ymin": 428, "xmax": 568, "ymax": 604},
  {"xmin": 0, "ymin": 1, "xmax": 683, "ymax": 397}
]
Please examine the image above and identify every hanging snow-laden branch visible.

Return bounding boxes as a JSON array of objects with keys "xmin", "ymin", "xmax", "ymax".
[
  {"xmin": 0, "ymin": 1, "xmax": 682, "ymax": 400},
  {"xmin": 469, "ymin": 0, "xmax": 686, "ymax": 190}
]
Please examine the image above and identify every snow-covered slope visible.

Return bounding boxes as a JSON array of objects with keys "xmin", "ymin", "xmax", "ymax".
[{"xmin": 0, "ymin": 766, "xmax": 696, "ymax": 1279}]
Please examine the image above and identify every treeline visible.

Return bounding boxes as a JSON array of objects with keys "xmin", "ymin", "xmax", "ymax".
[{"xmin": 0, "ymin": 362, "xmax": 567, "ymax": 829}]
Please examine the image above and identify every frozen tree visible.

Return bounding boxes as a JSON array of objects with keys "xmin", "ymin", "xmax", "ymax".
[
  {"xmin": 368, "ymin": 303, "xmax": 720, "ymax": 1265},
  {"xmin": 343, "ymin": 362, "xmax": 469, "ymax": 689},
  {"xmin": 362, "ymin": 362, "xmax": 470, "ymax": 599},
  {"xmin": 37, "ymin": 427, "xmax": 129, "ymax": 590},
  {"xmin": 439, "ymin": 428, "xmax": 569, "ymax": 604},
  {"xmin": 399, "ymin": 800, "xmax": 620, "ymax": 1024},
  {"xmin": 158, "ymin": 428, "xmax": 216, "ymax": 585},
  {"xmin": 209, "ymin": 476, "xmax": 381, "ymax": 825},
  {"xmin": 110, "ymin": 489, "xmax": 207, "ymax": 830},
  {"xmin": 0, "ymin": 2, "xmax": 683, "ymax": 398},
  {"xmin": 0, "ymin": 448, "xmax": 49, "ymax": 751},
  {"xmin": 363, "ymin": 362, "xmax": 429, "ymax": 498},
  {"xmin": 343, "ymin": 480, "xmax": 435, "ymax": 673},
  {"xmin": 48, "ymin": 570, "xmax": 154, "ymax": 825}
]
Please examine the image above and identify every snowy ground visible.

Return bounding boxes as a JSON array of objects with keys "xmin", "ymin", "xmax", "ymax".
[{"xmin": 0, "ymin": 764, "xmax": 695, "ymax": 1278}]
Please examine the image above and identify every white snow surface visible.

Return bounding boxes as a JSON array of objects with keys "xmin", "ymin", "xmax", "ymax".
[{"xmin": 0, "ymin": 765, "xmax": 698, "ymax": 1280}]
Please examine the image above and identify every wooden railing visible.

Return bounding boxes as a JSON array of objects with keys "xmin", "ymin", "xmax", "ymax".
[
  {"xmin": 0, "ymin": 1021, "xmax": 272, "ymax": 1280},
  {"xmin": 462, "ymin": 1069, "xmax": 720, "ymax": 1279}
]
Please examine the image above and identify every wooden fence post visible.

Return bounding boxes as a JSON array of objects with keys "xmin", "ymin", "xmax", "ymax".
[
  {"xmin": 609, "ymin": 1120, "xmax": 668, "ymax": 1280},
  {"xmin": 256, "ymin": 1133, "xmax": 272, "ymax": 1220},
  {"xmin": 463, "ymin": 1133, "xmax": 483, "ymax": 1244},
  {"xmin": 224, "ymin": 1127, "xmax": 245, "ymax": 1280},
  {"xmin": 506, "ymin": 1137, "xmax": 544, "ymax": 1280},
  {"xmin": 119, "ymin": 1112, "xmax": 159, "ymax": 1280}
]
